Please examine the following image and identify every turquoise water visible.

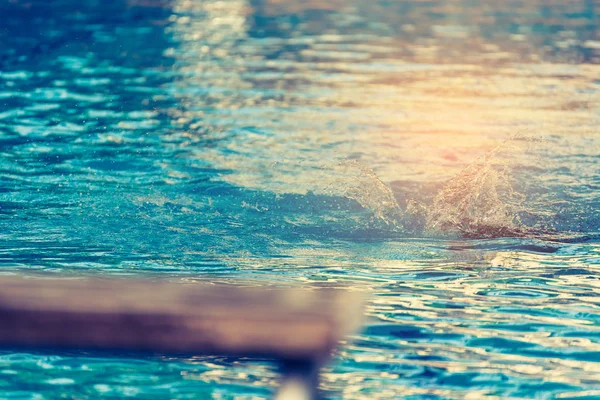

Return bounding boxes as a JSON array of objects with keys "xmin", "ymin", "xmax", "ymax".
[{"xmin": 1, "ymin": 0, "xmax": 600, "ymax": 398}]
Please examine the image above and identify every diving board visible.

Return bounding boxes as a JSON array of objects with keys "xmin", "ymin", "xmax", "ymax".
[{"xmin": 0, "ymin": 276, "xmax": 364, "ymax": 399}]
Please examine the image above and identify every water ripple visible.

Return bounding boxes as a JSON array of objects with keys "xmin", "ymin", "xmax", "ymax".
[{"xmin": 1, "ymin": 0, "xmax": 599, "ymax": 398}]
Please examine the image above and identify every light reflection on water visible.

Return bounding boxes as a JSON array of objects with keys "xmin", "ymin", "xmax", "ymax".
[{"xmin": 0, "ymin": 0, "xmax": 599, "ymax": 398}]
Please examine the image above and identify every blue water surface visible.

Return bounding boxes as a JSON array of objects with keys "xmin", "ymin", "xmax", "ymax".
[{"xmin": 1, "ymin": 0, "xmax": 600, "ymax": 398}]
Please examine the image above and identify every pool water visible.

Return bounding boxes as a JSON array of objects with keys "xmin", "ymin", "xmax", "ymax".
[{"xmin": 1, "ymin": 0, "xmax": 600, "ymax": 398}]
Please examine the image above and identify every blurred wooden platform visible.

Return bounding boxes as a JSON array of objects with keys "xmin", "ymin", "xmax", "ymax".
[{"xmin": 0, "ymin": 276, "xmax": 364, "ymax": 399}]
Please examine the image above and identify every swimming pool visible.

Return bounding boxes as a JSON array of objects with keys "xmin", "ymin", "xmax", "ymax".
[{"xmin": 1, "ymin": 0, "xmax": 599, "ymax": 398}]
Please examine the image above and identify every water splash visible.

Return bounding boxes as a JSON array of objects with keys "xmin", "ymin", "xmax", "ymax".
[
  {"xmin": 425, "ymin": 138, "xmax": 528, "ymax": 238},
  {"xmin": 339, "ymin": 135, "xmax": 556, "ymax": 239},
  {"xmin": 336, "ymin": 160, "xmax": 403, "ymax": 228}
]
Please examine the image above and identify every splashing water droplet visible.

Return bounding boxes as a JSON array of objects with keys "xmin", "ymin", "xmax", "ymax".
[
  {"xmin": 424, "ymin": 134, "xmax": 545, "ymax": 238},
  {"xmin": 337, "ymin": 134, "xmax": 555, "ymax": 239},
  {"xmin": 336, "ymin": 160, "xmax": 403, "ymax": 228}
]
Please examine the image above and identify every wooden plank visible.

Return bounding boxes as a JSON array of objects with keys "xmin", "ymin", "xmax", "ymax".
[{"xmin": 0, "ymin": 276, "xmax": 363, "ymax": 362}]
